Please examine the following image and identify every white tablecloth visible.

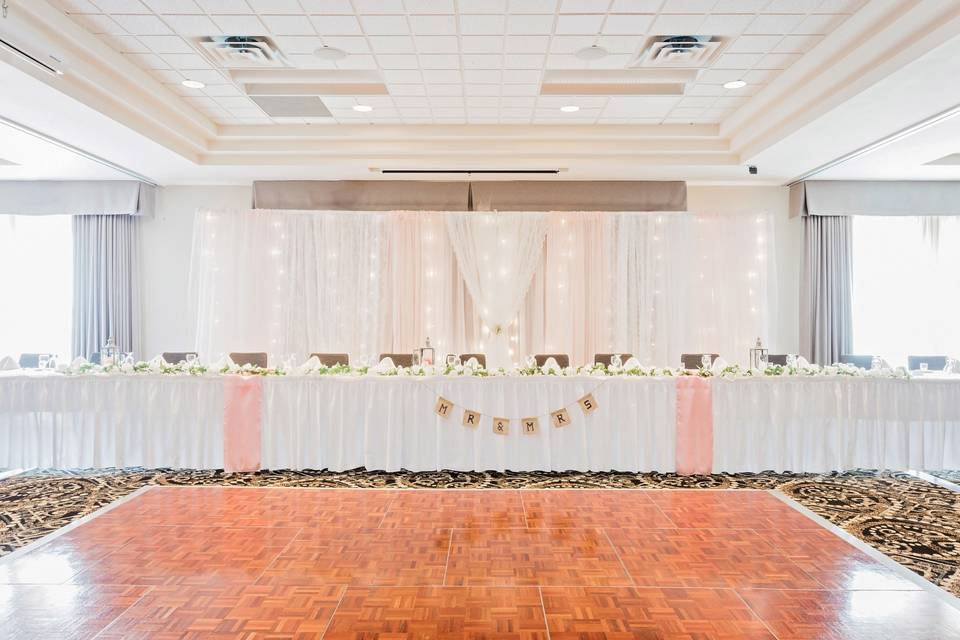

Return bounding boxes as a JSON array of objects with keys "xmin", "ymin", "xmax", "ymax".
[
  {"xmin": 0, "ymin": 373, "xmax": 224, "ymax": 469},
  {"xmin": 260, "ymin": 376, "xmax": 678, "ymax": 472},
  {"xmin": 712, "ymin": 376, "xmax": 960, "ymax": 472}
]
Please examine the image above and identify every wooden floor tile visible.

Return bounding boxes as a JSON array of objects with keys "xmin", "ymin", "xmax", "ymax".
[
  {"xmin": 541, "ymin": 586, "xmax": 774, "ymax": 639},
  {"xmin": 446, "ymin": 528, "xmax": 631, "ymax": 586},
  {"xmin": 607, "ymin": 527, "xmax": 822, "ymax": 589},
  {"xmin": 380, "ymin": 491, "xmax": 526, "ymax": 529},
  {"xmin": 739, "ymin": 588, "xmax": 960, "ymax": 640},
  {"xmin": 257, "ymin": 527, "xmax": 451, "ymax": 586},
  {"xmin": 96, "ymin": 583, "xmax": 344, "ymax": 640},
  {"xmin": 0, "ymin": 584, "xmax": 147, "ymax": 640},
  {"xmin": 647, "ymin": 491, "xmax": 824, "ymax": 530},
  {"xmin": 324, "ymin": 586, "xmax": 548, "ymax": 640},
  {"xmin": 521, "ymin": 490, "xmax": 674, "ymax": 529}
]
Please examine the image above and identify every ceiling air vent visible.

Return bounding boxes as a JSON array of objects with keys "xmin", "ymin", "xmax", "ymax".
[
  {"xmin": 249, "ymin": 95, "xmax": 331, "ymax": 118},
  {"xmin": 196, "ymin": 36, "xmax": 288, "ymax": 68},
  {"xmin": 630, "ymin": 35, "xmax": 726, "ymax": 68}
]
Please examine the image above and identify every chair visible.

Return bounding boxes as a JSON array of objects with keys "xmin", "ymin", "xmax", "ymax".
[
  {"xmin": 681, "ymin": 353, "xmax": 719, "ymax": 369},
  {"xmin": 594, "ymin": 353, "xmax": 633, "ymax": 366},
  {"xmin": 17, "ymin": 353, "xmax": 53, "ymax": 368},
  {"xmin": 230, "ymin": 352, "xmax": 268, "ymax": 368},
  {"xmin": 162, "ymin": 351, "xmax": 198, "ymax": 364},
  {"xmin": 907, "ymin": 355, "xmax": 948, "ymax": 371},
  {"xmin": 458, "ymin": 353, "xmax": 486, "ymax": 368},
  {"xmin": 767, "ymin": 354, "xmax": 791, "ymax": 366},
  {"xmin": 310, "ymin": 353, "xmax": 349, "ymax": 367},
  {"xmin": 534, "ymin": 354, "xmax": 570, "ymax": 368},
  {"xmin": 839, "ymin": 354, "xmax": 874, "ymax": 369},
  {"xmin": 89, "ymin": 352, "xmax": 102, "ymax": 365},
  {"xmin": 378, "ymin": 353, "xmax": 414, "ymax": 367}
]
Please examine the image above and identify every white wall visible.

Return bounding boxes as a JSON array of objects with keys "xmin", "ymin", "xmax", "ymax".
[
  {"xmin": 687, "ymin": 185, "xmax": 800, "ymax": 354},
  {"xmin": 138, "ymin": 184, "xmax": 801, "ymax": 359},
  {"xmin": 140, "ymin": 185, "xmax": 251, "ymax": 358}
]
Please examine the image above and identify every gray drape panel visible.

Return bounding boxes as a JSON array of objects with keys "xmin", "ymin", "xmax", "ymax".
[
  {"xmin": 252, "ymin": 180, "xmax": 470, "ymax": 211},
  {"xmin": 469, "ymin": 180, "xmax": 686, "ymax": 211},
  {"xmin": 790, "ymin": 180, "xmax": 960, "ymax": 217},
  {"xmin": 800, "ymin": 215, "xmax": 853, "ymax": 365},
  {"xmin": 0, "ymin": 181, "xmax": 156, "ymax": 216},
  {"xmin": 72, "ymin": 215, "xmax": 142, "ymax": 359}
]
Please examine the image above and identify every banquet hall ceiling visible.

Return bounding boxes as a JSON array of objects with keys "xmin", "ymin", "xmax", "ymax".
[{"xmin": 1, "ymin": 0, "xmax": 959, "ymax": 184}]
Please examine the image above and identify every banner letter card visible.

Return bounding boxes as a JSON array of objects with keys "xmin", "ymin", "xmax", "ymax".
[
  {"xmin": 462, "ymin": 409, "xmax": 480, "ymax": 428},
  {"xmin": 577, "ymin": 393, "xmax": 598, "ymax": 415},
  {"xmin": 434, "ymin": 396, "xmax": 453, "ymax": 418},
  {"xmin": 550, "ymin": 408, "xmax": 571, "ymax": 428},
  {"xmin": 492, "ymin": 417, "xmax": 510, "ymax": 435}
]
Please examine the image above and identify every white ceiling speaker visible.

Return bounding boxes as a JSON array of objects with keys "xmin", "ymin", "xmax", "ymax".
[
  {"xmin": 314, "ymin": 45, "xmax": 348, "ymax": 61},
  {"xmin": 574, "ymin": 45, "xmax": 609, "ymax": 61}
]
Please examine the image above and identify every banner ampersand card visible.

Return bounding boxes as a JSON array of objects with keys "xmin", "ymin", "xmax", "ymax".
[{"xmin": 492, "ymin": 417, "xmax": 510, "ymax": 435}]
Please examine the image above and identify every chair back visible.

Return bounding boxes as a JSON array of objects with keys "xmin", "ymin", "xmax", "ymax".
[
  {"xmin": 839, "ymin": 354, "xmax": 873, "ymax": 369},
  {"xmin": 310, "ymin": 353, "xmax": 350, "ymax": 367},
  {"xmin": 681, "ymin": 353, "xmax": 719, "ymax": 369},
  {"xmin": 230, "ymin": 352, "xmax": 268, "ymax": 368},
  {"xmin": 89, "ymin": 352, "xmax": 102, "ymax": 365},
  {"xmin": 162, "ymin": 351, "xmax": 198, "ymax": 364},
  {"xmin": 767, "ymin": 354, "xmax": 790, "ymax": 366},
  {"xmin": 534, "ymin": 353, "xmax": 570, "ymax": 368},
  {"xmin": 458, "ymin": 353, "xmax": 486, "ymax": 368},
  {"xmin": 17, "ymin": 353, "xmax": 52, "ymax": 368},
  {"xmin": 378, "ymin": 353, "xmax": 414, "ymax": 368},
  {"xmin": 907, "ymin": 355, "xmax": 948, "ymax": 371},
  {"xmin": 594, "ymin": 353, "xmax": 633, "ymax": 366}
]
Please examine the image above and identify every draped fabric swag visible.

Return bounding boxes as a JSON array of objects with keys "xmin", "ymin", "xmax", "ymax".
[{"xmin": 190, "ymin": 209, "xmax": 774, "ymax": 367}]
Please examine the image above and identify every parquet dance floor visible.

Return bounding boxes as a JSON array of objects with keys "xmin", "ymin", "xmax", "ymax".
[{"xmin": 1, "ymin": 486, "xmax": 959, "ymax": 639}]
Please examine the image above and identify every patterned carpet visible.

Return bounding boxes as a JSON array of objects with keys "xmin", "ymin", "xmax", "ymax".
[{"xmin": 1, "ymin": 467, "xmax": 959, "ymax": 598}]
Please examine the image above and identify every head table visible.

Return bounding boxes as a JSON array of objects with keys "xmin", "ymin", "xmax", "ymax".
[{"xmin": 1, "ymin": 369, "xmax": 958, "ymax": 473}]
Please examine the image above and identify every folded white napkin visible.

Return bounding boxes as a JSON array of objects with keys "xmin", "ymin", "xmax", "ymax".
[
  {"xmin": 374, "ymin": 356, "xmax": 397, "ymax": 374},
  {"xmin": 150, "ymin": 355, "xmax": 166, "ymax": 366},
  {"xmin": 541, "ymin": 357, "xmax": 562, "ymax": 374},
  {"xmin": 622, "ymin": 357, "xmax": 641, "ymax": 370},
  {"xmin": 71, "ymin": 356, "xmax": 87, "ymax": 368},
  {"xmin": 710, "ymin": 357, "xmax": 728, "ymax": 375},
  {"xmin": 796, "ymin": 356, "xmax": 810, "ymax": 369},
  {"xmin": 295, "ymin": 355, "xmax": 321, "ymax": 374},
  {"xmin": 464, "ymin": 357, "xmax": 480, "ymax": 369},
  {"xmin": 210, "ymin": 355, "xmax": 235, "ymax": 370},
  {"xmin": 0, "ymin": 356, "xmax": 19, "ymax": 370}
]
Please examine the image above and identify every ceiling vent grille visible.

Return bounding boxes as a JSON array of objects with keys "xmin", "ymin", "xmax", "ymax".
[
  {"xmin": 629, "ymin": 35, "xmax": 725, "ymax": 68},
  {"xmin": 196, "ymin": 36, "xmax": 288, "ymax": 68}
]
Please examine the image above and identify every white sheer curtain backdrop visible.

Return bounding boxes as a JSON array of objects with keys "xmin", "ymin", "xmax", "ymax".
[
  {"xmin": 446, "ymin": 212, "xmax": 548, "ymax": 368},
  {"xmin": 189, "ymin": 209, "xmax": 775, "ymax": 368}
]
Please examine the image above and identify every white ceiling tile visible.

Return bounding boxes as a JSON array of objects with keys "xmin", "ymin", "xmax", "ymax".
[
  {"xmin": 461, "ymin": 36, "xmax": 504, "ymax": 53},
  {"xmin": 724, "ymin": 34, "xmax": 781, "ymax": 53},
  {"xmin": 404, "ymin": 0, "xmax": 455, "ymax": 11},
  {"xmin": 501, "ymin": 107, "xmax": 533, "ymax": 117},
  {"xmin": 321, "ymin": 96, "xmax": 361, "ymax": 107},
  {"xmin": 352, "ymin": 0, "xmax": 406, "ymax": 12},
  {"xmin": 550, "ymin": 35, "xmax": 595, "ymax": 53},
  {"xmin": 368, "ymin": 35, "xmax": 417, "ymax": 52},
  {"xmin": 322, "ymin": 36, "xmax": 371, "ymax": 53},
  {"xmin": 712, "ymin": 52, "xmax": 763, "ymax": 69},
  {"xmin": 459, "ymin": 0, "xmax": 507, "ymax": 12},
  {"xmin": 409, "ymin": 14, "xmax": 456, "ymax": 34},
  {"xmin": 815, "ymin": 0, "xmax": 864, "ymax": 12},
  {"xmin": 419, "ymin": 54, "xmax": 460, "ymax": 68},
  {"xmin": 506, "ymin": 35, "xmax": 550, "ymax": 53},
  {"xmin": 161, "ymin": 14, "xmax": 221, "ymax": 35},
  {"xmin": 57, "ymin": 0, "xmax": 102, "ymax": 12},
  {"xmin": 311, "ymin": 15, "xmax": 363, "ymax": 35},
  {"xmin": 711, "ymin": 95, "xmax": 748, "ymax": 108},
  {"xmin": 125, "ymin": 52, "xmax": 169, "ymax": 68},
  {"xmin": 658, "ymin": 0, "xmax": 716, "ymax": 11},
  {"xmin": 246, "ymin": 0, "xmax": 303, "ymax": 12},
  {"xmin": 287, "ymin": 54, "xmax": 336, "ymax": 68},
  {"xmin": 376, "ymin": 53, "xmax": 419, "ymax": 68},
  {"xmin": 174, "ymin": 68, "xmax": 225, "ymax": 82},
  {"xmin": 393, "ymin": 95, "xmax": 428, "ymax": 106},
  {"xmin": 502, "ymin": 84, "xmax": 539, "ymax": 95},
  {"xmin": 359, "ymin": 96, "xmax": 397, "ymax": 107},
  {"xmin": 742, "ymin": 68, "xmax": 777, "ymax": 83},
  {"xmin": 460, "ymin": 14, "xmax": 506, "ymax": 35},
  {"xmin": 756, "ymin": 52, "xmax": 800, "ymax": 69},
  {"xmin": 159, "ymin": 52, "xmax": 212, "ymax": 68},
  {"xmin": 389, "ymin": 84, "xmax": 427, "ymax": 95},
  {"xmin": 105, "ymin": 34, "xmax": 151, "ymax": 52},
  {"xmin": 773, "ymin": 33, "xmax": 821, "ymax": 53},
  {"xmin": 686, "ymin": 83, "xmax": 724, "ymax": 96},
  {"xmin": 415, "ymin": 35, "xmax": 459, "ymax": 53},
  {"xmin": 764, "ymin": 0, "xmax": 820, "ymax": 12},
  {"xmin": 335, "ymin": 54, "xmax": 379, "ymax": 68},
  {"xmin": 559, "ymin": 0, "xmax": 610, "ymax": 12},
  {"xmin": 261, "ymin": 15, "xmax": 316, "ymax": 36},
  {"xmin": 202, "ymin": 83, "xmax": 243, "ymax": 96},
  {"xmin": 745, "ymin": 14, "xmax": 804, "ymax": 34},
  {"xmin": 427, "ymin": 84, "xmax": 463, "ymax": 95},
  {"xmin": 699, "ymin": 14, "xmax": 754, "ymax": 35},
  {"xmin": 508, "ymin": 0, "xmax": 558, "ymax": 11},
  {"xmin": 507, "ymin": 14, "xmax": 555, "ymax": 35},
  {"xmin": 650, "ymin": 13, "xmax": 706, "ymax": 32},
  {"xmin": 71, "ymin": 14, "xmax": 128, "ymax": 34},
  {"xmin": 112, "ymin": 14, "xmax": 174, "ymax": 34},
  {"xmin": 696, "ymin": 68, "xmax": 744, "ymax": 83},
  {"xmin": 422, "ymin": 69, "xmax": 461, "ymax": 83},
  {"xmin": 360, "ymin": 15, "xmax": 410, "ymax": 35},
  {"xmin": 138, "ymin": 34, "xmax": 195, "ymax": 53},
  {"xmin": 466, "ymin": 84, "xmax": 501, "ymax": 95},
  {"xmin": 194, "ymin": 0, "xmax": 253, "ymax": 13},
  {"xmin": 273, "ymin": 36, "xmax": 323, "ymax": 54},
  {"xmin": 499, "ymin": 96, "xmax": 535, "ymax": 107},
  {"xmin": 603, "ymin": 14, "xmax": 654, "ymax": 35},
  {"xmin": 210, "ymin": 15, "xmax": 267, "ymax": 35},
  {"xmin": 794, "ymin": 13, "xmax": 846, "ymax": 34},
  {"xmin": 677, "ymin": 96, "xmax": 714, "ymax": 107},
  {"xmin": 429, "ymin": 96, "xmax": 463, "ymax": 106},
  {"xmin": 215, "ymin": 96, "xmax": 258, "ymax": 109},
  {"xmin": 503, "ymin": 53, "xmax": 544, "ymax": 68},
  {"xmin": 153, "ymin": 70, "xmax": 184, "ymax": 83},
  {"xmin": 464, "ymin": 69, "xmax": 502, "ymax": 83},
  {"xmin": 92, "ymin": 0, "xmax": 150, "ymax": 12},
  {"xmin": 546, "ymin": 53, "xmax": 583, "ymax": 68},
  {"xmin": 466, "ymin": 96, "xmax": 500, "ymax": 106},
  {"xmin": 555, "ymin": 14, "xmax": 605, "ymax": 34},
  {"xmin": 299, "ymin": 0, "xmax": 355, "ymax": 11},
  {"xmin": 502, "ymin": 69, "xmax": 540, "ymax": 83},
  {"xmin": 668, "ymin": 107, "xmax": 705, "ymax": 117},
  {"xmin": 586, "ymin": 53, "xmax": 631, "ymax": 67},
  {"xmin": 142, "ymin": 0, "xmax": 201, "ymax": 12},
  {"xmin": 383, "ymin": 69, "xmax": 423, "ymax": 83},
  {"xmin": 594, "ymin": 35, "xmax": 640, "ymax": 53},
  {"xmin": 712, "ymin": 0, "xmax": 767, "ymax": 11},
  {"xmin": 461, "ymin": 54, "xmax": 503, "ymax": 68},
  {"xmin": 609, "ymin": 0, "xmax": 662, "ymax": 10},
  {"xmin": 399, "ymin": 107, "xmax": 432, "ymax": 116}
]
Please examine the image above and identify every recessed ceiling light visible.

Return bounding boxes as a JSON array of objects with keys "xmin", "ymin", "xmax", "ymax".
[
  {"xmin": 181, "ymin": 79, "xmax": 205, "ymax": 89},
  {"xmin": 560, "ymin": 105, "xmax": 580, "ymax": 113},
  {"xmin": 723, "ymin": 80, "xmax": 747, "ymax": 89},
  {"xmin": 353, "ymin": 104, "xmax": 373, "ymax": 112},
  {"xmin": 314, "ymin": 45, "xmax": 348, "ymax": 61},
  {"xmin": 574, "ymin": 45, "xmax": 608, "ymax": 61}
]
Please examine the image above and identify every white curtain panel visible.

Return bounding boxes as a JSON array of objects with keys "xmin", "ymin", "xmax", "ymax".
[
  {"xmin": 189, "ymin": 209, "xmax": 774, "ymax": 367},
  {"xmin": 446, "ymin": 212, "xmax": 548, "ymax": 369}
]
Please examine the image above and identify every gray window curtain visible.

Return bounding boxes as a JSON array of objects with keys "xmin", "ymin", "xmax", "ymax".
[
  {"xmin": 800, "ymin": 215, "xmax": 852, "ymax": 365},
  {"xmin": 72, "ymin": 215, "xmax": 142, "ymax": 359}
]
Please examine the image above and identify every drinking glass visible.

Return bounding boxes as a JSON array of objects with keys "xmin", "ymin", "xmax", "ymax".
[
  {"xmin": 38, "ymin": 354, "xmax": 49, "ymax": 369},
  {"xmin": 48, "ymin": 355, "xmax": 58, "ymax": 369},
  {"xmin": 610, "ymin": 354, "xmax": 622, "ymax": 368},
  {"xmin": 786, "ymin": 354, "xmax": 797, "ymax": 368},
  {"xmin": 920, "ymin": 362, "xmax": 929, "ymax": 372},
  {"xmin": 526, "ymin": 354, "xmax": 537, "ymax": 368},
  {"xmin": 701, "ymin": 354, "xmax": 712, "ymax": 368},
  {"xmin": 411, "ymin": 351, "xmax": 420, "ymax": 366},
  {"xmin": 445, "ymin": 354, "xmax": 458, "ymax": 367},
  {"xmin": 185, "ymin": 353, "xmax": 198, "ymax": 366}
]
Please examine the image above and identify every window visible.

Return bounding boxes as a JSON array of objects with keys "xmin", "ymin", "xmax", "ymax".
[
  {"xmin": 0, "ymin": 215, "xmax": 73, "ymax": 361},
  {"xmin": 852, "ymin": 215, "xmax": 960, "ymax": 367}
]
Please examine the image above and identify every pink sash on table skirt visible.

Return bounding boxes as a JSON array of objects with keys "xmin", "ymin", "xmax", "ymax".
[
  {"xmin": 223, "ymin": 375, "xmax": 263, "ymax": 473},
  {"xmin": 675, "ymin": 377, "xmax": 713, "ymax": 475}
]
